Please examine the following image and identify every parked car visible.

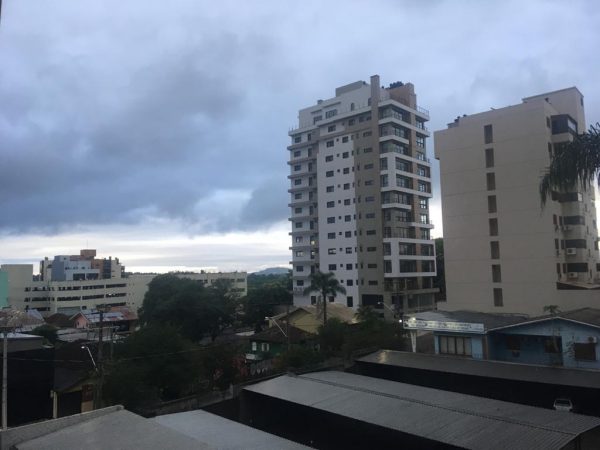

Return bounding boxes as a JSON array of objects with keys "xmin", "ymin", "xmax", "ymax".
[{"xmin": 553, "ymin": 398, "xmax": 573, "ymax": 412}]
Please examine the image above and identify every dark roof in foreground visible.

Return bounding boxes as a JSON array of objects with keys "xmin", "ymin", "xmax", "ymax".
[
  {"xmin": 244, "ymin": 371, "xmax": 600, "ymax": 450},
  {"xmin": 357, "ymin": 350, "xmax": 600, "ymax": 389},
  {"xmin": 155, "ymin": 409, "xmax": 308, "ymax": 449}
]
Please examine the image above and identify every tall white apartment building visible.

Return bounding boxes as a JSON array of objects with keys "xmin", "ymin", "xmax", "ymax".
[
  {"xmin": 288, "ymin": 75, "xmax": 437, "ymax": 315},
  {"xmin": 435, "ymin": 87, "xmax": 600, "ymax": 316}
]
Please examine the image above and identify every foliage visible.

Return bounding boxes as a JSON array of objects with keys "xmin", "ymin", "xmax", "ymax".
[
  {"xmin": 197, "ymin": 343, "xmax": 240, "ymax": 391},
  {"xmin": 30, "ymin": 324, "xmax": 58, "ymax": 345},
  {"xmin": 543, "ymin": 305, "xmax": 561, "ymax": 315},
  {"xmin": 273, "ymin": 346, "xmax": 323, "ymax": 371},
  {"xmin": 244, "ymin": 283, "xmax": 292, "ymax": 332},
  {"xmin": 355, "ymin": 305, "xmax": 380, "ymax": 324},
  {"xmin": 540, "ymin": 123, "xmax": 600, "ymax": 206},
  {"xmin": 247, "ymin": 271, "xmax": 292, "ymax": 291},
  {"xmin": 140, "ymin": 274, "xmax": 238, "ymax": 342},
  {"xmin": 302, "ymin": 271, "xmax": 346, "ymax": 324},
  {"xmin": 318, "ymin": 318, "xmax": 347, "ymax": 355},
  {"xmin": 103, "ymin": 325, "xmax": 199, "ymax": 412}
]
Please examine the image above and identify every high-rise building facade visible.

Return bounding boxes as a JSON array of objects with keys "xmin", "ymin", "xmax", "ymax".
[
  {"xmin": 288, "ymin": 75, "xmax": 437, "ymax": 315},
  {"xmin": 435, "ymin": 87, "xmax": 600, "ymax": 316}
]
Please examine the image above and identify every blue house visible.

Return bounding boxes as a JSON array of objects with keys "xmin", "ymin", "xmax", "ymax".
[
  {"xmin": 488, "ymin": 308, "xmax": 600, "ymax": 370},
  {"xmin": 405, "ymin": 308, "xmax": 600, "ymax": 370}
]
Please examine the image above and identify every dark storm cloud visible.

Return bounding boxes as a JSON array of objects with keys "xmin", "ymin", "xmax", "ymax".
[{"xmin": 1, "ymin": 0, "xmax": 599, "ymax": 240}]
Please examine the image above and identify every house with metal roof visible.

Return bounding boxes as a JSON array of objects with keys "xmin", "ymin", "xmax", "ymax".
[
  {"xmin": 242, "ymin": 371, "xmax": 600, "ymax": 449},
  {"xmin": 404, "ymin": 308, "xmax": 600, "ymax": 369}
]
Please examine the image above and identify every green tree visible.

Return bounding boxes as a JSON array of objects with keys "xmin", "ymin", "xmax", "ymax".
[
  {"xmin": 140, "ymin": 274, "xmax": 237, "ymax": 342},
  {"xmin": 540, "ymin": 123, "xmax": 600, "ymax": 205},
  {"xmin": 318, "ymin": 318, "xmax": 347, "ymax": 356},
  {"xmin": 302, "ymin": 271, "xmax": 346, "ymax": 324},
  {"xmin": 197, "ymin": 344, "xmax": 239, "ymax": 391},
  {"xmin": 244, "ymin": 283, "xmax": 292, "ymax": 331},
  {"xmin": 30, "ymin": 324, "xmax": 58, "ymax": 345},
  {"xmin": 103, "ymin": 325, "xmax": 198, "ymax": 412}
]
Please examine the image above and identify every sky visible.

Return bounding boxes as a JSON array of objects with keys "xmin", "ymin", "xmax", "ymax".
[{"xmin": 1, "ymin": 0, "xmax": 599, "ymax": 273}]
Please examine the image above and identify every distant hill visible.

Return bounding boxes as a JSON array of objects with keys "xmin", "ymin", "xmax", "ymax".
[{"xmin": 252, "ymin": 267, "xmax": 290, "ymax": 276}]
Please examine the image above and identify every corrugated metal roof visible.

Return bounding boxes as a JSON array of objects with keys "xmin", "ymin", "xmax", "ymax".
[
  {"xmin": 155, "ymin": 409, "xmax": 309, "ymax": 449},
  {"xmin": 244, "ymin": 371, "xmax": 600, "ymax": 450},
  {"xmin": 358, "ymin": 350, "xmax": 600, "ymax": 389}
]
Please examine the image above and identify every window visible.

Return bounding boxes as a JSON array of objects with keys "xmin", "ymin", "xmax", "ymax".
[
  {"xmin": 347, "ymin": 296, "xmax": 354, "ymax": 307},
  {"xmin": 294, "ymin": 164, "xmax": 301, "ymax": 172},
  {"xmin": 294, "ymin": 178, "xmax": 302, "ymax": 185},
  {"xmin": 252, "ymin": 342, "xmax": 257, "ymax": 351},
  {"xmin": 491, "ymin": 241, "xmax": 500, "ymax": 259},
  {"xmin": 506, "ymin": 335, "xmax": 520, "ymax": 351},
  {"xmin": 384, "ymin": 261, "xmax": 392, "ymax": 273},
  {"xmin": 326, "ymin": 140, "xmax": 334, "ymax": 148},
  {"xmin": 313, "ymin": 116, "xmax": 322, "ymax": 124},
  {"xmin": 325, "ymin": 109, "xmax": 337, "ymax": 118},
  {"xmin": 345, "ymin": 247, "xmax": 352, "ymax": 254},
  {"xmin": 493, "ymin": 288, "xmax": 503, "ymax": 307},
  {"xmin": 364, "ymin": 147, "xmax": 372, "ymax": 153},
  {"xmin": 295, "ymin": 207, "xmax": 302, "ymax": 214},
  {"xmin": 328, "ymin": 125, "xmax": 336, "ymax": 132},
  {"xmin": 295, "ymin": 236, "xmax": 303, "ymax": 243},
  {"xmin": 492, "ymin": 265, "xmax": 501, "ymax": 282},
  {"xmin": 419, "ymin": 198, "xmax": 428, "ymax": 209},
  {"xmin": 295, "ymin": 222, "xmax": 303, "ymax": 229},
  {"xmin": 327, "ymin": 201, "xmax": 335, "ymax": 208},
  {"xmin": 325, "ymin": 155, "xmax": 333, "ymax": 162},
  {"xmin": 328, "ymin": 248, "xmax": 336, "ymax": 255},
  {"xmin": 574, "ymin": 343, "xmax": 596, "ymax": 361},
  {"xmin": 307, "ymin": 133, "xmax": 311, "ymax": 141},
  {"xmin": 326, "ymin": 170, "xmax": 334, "ymax": 177},
  {"xmin": 485, "ymin": 148, "xmax": 494, "ymax": 168},
  {"xmin": 345, "ymin": 231, "xmax": 352, "ymax": 237},
  {"xmin": 328, "ymin": 264, "xmax": 336, "ymax": 271},
  {"xmin": 364, "ymin": 163, "xmax": 374, "ymax": 169},
  {"xmin": 343, "ymin": 183, "xmax": 350, "ymax": 190},
  {"xmin": 344, "ymin": 199, "xmax": 351, "ymax": 205},
  {"xmin": 420, "ymin": 214, "xmax": 428, "ymax": 224},
  {"xmin": 345, "ymin": 215, "xmax": 351, "ymax": 222},
  {"xmin": 326, "ymin": 185, "xmax": 334, "ymax": 193},
  {"xmin": 294, "ymin": 150, "xmax": 301, "ymax": 157},
  {"xmin": 294, "ymin": 136, "xmax": 301, "ymax": 144},
  {"xmin": 366, "ymin": 230, "xmax": 376, "ymax": 235},
  {"xmin": 363, "ymin": 131, "xmax": 372, "ymax": 137},
  {"xmin": 486, "ymin": 172, "xmax": 496, "ymax": 190},
  {"xmin": 368, "ymin": 280, "xmax": 378, "ymax": 285},
  {"xmin": 348, "ymin": 118, "xmax": 355, "ymax": 126},
  {"xmin": 488, "ymin": 195, "xmax": 497, "ymax": 213},
  {"xmin": 484, "ymin": 124, "xmax": 493, "ymax": 144},
  {"xmin": 439, "ymin": 336, "xmax": 472, "ymax": 356},
  {"xmin": 416, "ymin": 136, "xmax": 425, "ymax": 148},
  {"xmin": 366, "ymin": 212, "xmax": 376, "ymax": 219},
  {"xmin": 342, "ymin": 152, "xmax": 349, "ymax": 158},
  {"xmin": 327, "ymin": 217, "xmax": 335, "ymax": 224},
  {"xmin": 343, "ymin": 167, "xmax": 350, "ymax": 174},
  {"xmin": 365, "ymin": 180, "xmax": 373, "ymax": 186},
  {"xmin": 311, "ymin": 296, "xmax": 317, "ymax": 304},
  {"xmin": 342, "ymin": 136, "xmax": 349, "ymax": 143},
  {"xmin": 380, "ymin": 158, "xmax": 388, "ymax": 170},
  {"xmin": 367, "ymin": 263, "xmax": 377, "ymax": 269},
  {"xmin": 296, "ymin": 280, "xmax": 304, "ymax": 287},
  {"xmin": 346, "ymin": 263, "xmax": 353, "ymax": 270},
  {"xmin": 327, "ymin": 232, "xmax": 336, "ymax": 239},
  {"xmin": 367, "ymin": 247, "xmax": 377, "ymax": 252},
  {"xmin": 489, "ymin": 218, "xmax": 498, "ymax": 236},
  {"xmin": 295, "ymin": 250, "xmax": 304, "ymax": 257},
  {"xmin": 294, "ymin": 193, "xmax": 302, "ymax": 200}
]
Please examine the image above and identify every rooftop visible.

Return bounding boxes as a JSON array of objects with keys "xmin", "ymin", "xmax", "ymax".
[
  {"xmin": 244, "ymin": 371, "xmax": 600, "ymax": 450},
  {"xmin": 357, "ymin": 350, "xmax": 600, "ymax": 389}
]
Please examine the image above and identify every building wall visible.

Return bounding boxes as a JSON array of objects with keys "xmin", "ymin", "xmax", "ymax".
[
  {"xmin": 0, "ymin": 271, "xmax": 8, "ymax": 309},
  {"xmin": 489, "ymin": 320, "xmax": 600, "ymax": 370},
  {"xmin": 289, "ymin": 76, "xmax": 436, "ymax": 313},
  {"xmin": 435, "ymin": 87, "xmax": 600, "ymax": 316}
]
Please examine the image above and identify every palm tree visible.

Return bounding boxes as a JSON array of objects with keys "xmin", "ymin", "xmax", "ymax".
[
  {"xmin": 303, "ymin": 271, "xmax": 346, "ymax": 325},
  {"xmin": 540, "ymin": 123, "xmax": 600, "ymax": 206}
]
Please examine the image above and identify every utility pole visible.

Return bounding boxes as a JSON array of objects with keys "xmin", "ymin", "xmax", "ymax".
[
  {"xmin": 94, "ymin": 305, "xmax": 109, "ymax": 410},
  {"xmin": 2, "ymin": 328, "xmax": 8, "ymax": 430}
]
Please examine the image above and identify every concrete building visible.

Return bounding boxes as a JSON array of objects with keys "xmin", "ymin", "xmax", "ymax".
[
  {"xmin": 0, "ymin": 256, "xmax": 248, "ymax": 316},
  {"xmin": 288, "ymin": 75, "xmax": 437, "ymax": 315},
  {"xmin": 435, "ymin": 87, "xmax": 600, "ymax": 315}
]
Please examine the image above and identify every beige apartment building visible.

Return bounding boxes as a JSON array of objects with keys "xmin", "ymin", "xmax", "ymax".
[
  {"xmin": 435, "ymin": 87, "xmax": 600, "ymax": 316},
  {"xmin": 288, "ymin": 75, "xmax": 437, "ymax": 315}
]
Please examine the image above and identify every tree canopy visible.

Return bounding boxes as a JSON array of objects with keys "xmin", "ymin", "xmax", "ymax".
[
  {"xmin": 140, "ymin": 274, "xmax": 238, "ymax": 342},
  {"xmin": 540, "ymin": 123, "xmax": 600, "ymax": 205},
  {"xmin": 303, "ymin": 271, "xmax": 346, "ymax": 324}
]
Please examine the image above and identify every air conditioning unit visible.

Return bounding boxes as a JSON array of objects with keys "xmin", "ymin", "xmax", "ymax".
[
  {"xmin": 588, "ymin": 336, "xmax": 598, "ymax": 344},
  {"xmin": 566, "ymin": 248, "xmax": 577, "ymax": 255},
  {"xmin": 568, "ymin": 272, "xmax": 579, "ymax": 279}
]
